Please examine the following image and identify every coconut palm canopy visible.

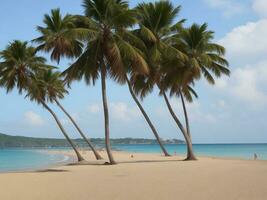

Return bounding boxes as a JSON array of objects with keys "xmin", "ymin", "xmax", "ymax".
[
  {"xmin": 0, "ymin": 41, "xmax": 49, "ymax": 94},
  {"xmin": 25, "ymin": 69, "xmax": 67, "ymax": 104},
  {"xmin": 65, "ymin": 0, "xmax": 149, "ymax": 83},
  {"xmin": 128, "ymin": 1, "xmax": 186, "ymax": 99},
  {"xmin": 33, "ymin": 9, "xmax": 84, "ymax": 63},
  {"xmin": 161, "ymin": 23, "xmax": 230, "ymax": 101}
]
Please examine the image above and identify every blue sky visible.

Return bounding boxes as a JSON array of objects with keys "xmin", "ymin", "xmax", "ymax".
[{"xmin": 0, "ymin": 0, "xmax": 267, "ymax": 143}]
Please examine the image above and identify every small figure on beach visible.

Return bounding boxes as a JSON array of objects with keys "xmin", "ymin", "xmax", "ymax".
[
  {"xmin": 131, "ymin": 154, "xmax": 134, "ymax": 158},
  {"xmin": 254, "ymin": 153, "xmax": 258, "ymax": 160},
  {"xmin": 174, "ymin": 151, "xmax": 177, "ymax": 156}
]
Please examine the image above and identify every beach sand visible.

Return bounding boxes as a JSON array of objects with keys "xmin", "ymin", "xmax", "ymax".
[{"xmin": 0, "ymin": 150, "xmax": 267, "ymax": 200}]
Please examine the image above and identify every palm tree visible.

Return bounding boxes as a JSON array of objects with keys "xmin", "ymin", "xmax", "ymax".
[
  {"xmin": 128, "ymin": 1, "xmax": 194, "ymax": 158},
  {"xmin": 35, "ymin": 1, "xmax": 150, "ymax": 164},
  {"xmin": 161, "ymin": 23, "xmax": 230, "ymax": 160},
  {"xmin": 130, "ymin": 1, "xmax": 229, "ymax": 161},
  {"xmin": 33, "ymin": 8, "xmax": 103, "ymax": 160},
  {"xmin": 0, "ymin": 40, "xmax": 84, "ymax": 162},
  {"xmin": 26, "ymin": 70, "xmax": 85, "ymax": 162},
  {"xmin": 67, "ymin": 0, "xmax": 151, "ymax": 164},
  {"xmin": 42, "ymin": 70, "xmax": 103, "ymax": 160},
  {"xmin": 161, "ymin": 76, "xmax": 198, "ymax": 160}
]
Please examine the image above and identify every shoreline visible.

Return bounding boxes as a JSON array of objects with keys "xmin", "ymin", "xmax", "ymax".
[
  {"xmin": 1, "ymin": 148, "xmax": 266, "ymax": 174},
  {"xmin": 3, "ymin": 148, "xmax": 267, "ymax": 163}
]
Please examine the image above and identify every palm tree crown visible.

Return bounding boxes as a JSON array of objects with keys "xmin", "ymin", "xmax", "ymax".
[
  {"xmin": 26, "ymin": 69, "xmax": 67, "ymax": 104},
  {"xmin": 33, "ymin": 9, "xmax": 84, "ymax": 63},
  {"xmin": 0, "ymin": 40, "xmax": 47, "ymax": 94},
  {"xmin": 163, "ymin": 23, "xmax": 230, "ymax": 99},
  {"xmin": 63, "ymin": 0, "xmax": 149, "ymax": 83}
]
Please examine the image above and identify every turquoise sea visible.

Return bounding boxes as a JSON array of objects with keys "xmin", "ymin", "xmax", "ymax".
[
  {"xmin": 113, "ymin": 143, "xmax": 267, "ymax": 160},
  {"xmin": 0, "ymin": 149, "xmax": 70, "ymax": 172},
  {"xmin": 0, "ymin": 144, "xmax": 266, "ymax": 172}
]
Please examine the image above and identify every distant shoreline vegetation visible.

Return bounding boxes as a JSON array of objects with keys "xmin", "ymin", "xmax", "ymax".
[{"xmin": 0, "ymin": 133, "xmax": 184, "ymax": 148}]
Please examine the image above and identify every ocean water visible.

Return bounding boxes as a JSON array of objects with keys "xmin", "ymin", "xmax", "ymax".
[
  {"xmin": 113, "ymin": 143, "xmax": 267, "ymax": 160},
  {"xmin": 1, "ymin": 144, "xmax": 266, "ymax": 172},
  {"xmin": 0, "ymin": 149, "xmax": 69, "ymax": 172}
]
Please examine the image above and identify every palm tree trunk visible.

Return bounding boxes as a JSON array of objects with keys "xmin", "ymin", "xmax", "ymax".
[
  {"xmin": 54, "ymin": 99, "xmax": 103, "ymax": 160},
  {"xmin": 100, "ymin": 66, "xmax": 116, "ymax": 164},
  {"xmin": 180, "ymin": 91, "xmax": 191, "ymax": 139},
  {"xmin": 41, "ymin": 101, "xmax": 85, "ymax": 162},
  {"xmin": 162, "ymin": 92, "xmax": 197, "ymax": 160},
  {"xmin": 125, "ymin": 75, "xmax": 170, "ymax": 157}
]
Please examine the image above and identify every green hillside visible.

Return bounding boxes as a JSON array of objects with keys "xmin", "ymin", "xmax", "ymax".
[{"xmin": 0, "ymin": 133, "xmax": 184, "ymax": 148}]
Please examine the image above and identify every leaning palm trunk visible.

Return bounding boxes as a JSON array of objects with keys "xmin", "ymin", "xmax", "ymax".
[
  {"xmin": 180, "ymin": 91, "xmax": 191, "ymax": 139},
  {"xmin": 54, "ymin": 99, "xmax": 103, "ymax": 160},
  {"xmin": 126, "ymin": 75, "xmax": 170, "ymax": 157},
  {"xmin": 41, "ymin": 101, "xmax": 85, "ymax": 162},
  {"xmin": 162, "ymin": 92, "xmax": 197, "ymax": 160},
  {"xmin": 100, "ymin": 66, "xmax": 116, "ymax": 164}
]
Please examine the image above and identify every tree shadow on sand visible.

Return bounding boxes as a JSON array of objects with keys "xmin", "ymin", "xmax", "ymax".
[
  {"xmin": 119, "ymin": 159, "xmax": 186, "ymax": 164},
  {"xmin": 35, "ymin": 169, "xmax": 69, "ymax": 173}
]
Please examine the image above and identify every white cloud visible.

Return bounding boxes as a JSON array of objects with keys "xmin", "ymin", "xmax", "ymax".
[
  {"xmin": 87, "ymin": 102, "xmax": 140, "ymax": 122},
  {"xmin": 231, "ymin": 62, "xmax": 267, "ymax": 104},
  {"xmin": 217, "ymin": 17, "xmax": 267, "ymax": 108},
  {"xmin": 165, "ymin": 99, "xmax": 217, "ymax": 124},
  {"xmin": 217, "ymin": 100, "xmax": 226, "ymax": 108},
  {"xmin": 187, "ymin": 102, "xmax": 217, "ymax": 123},
  {"xmin": 204, "ymin": 0, "xmax": 246, "ymax": 17},
  {"xmin": 212, "ymin": 61, "xmax": 267, "ymax": 107},
  {"xmin": 24, "ymin": 111, "xmax": 45, "ymax": 126},
  {"xmin": 219, "ymin": 19, "xmax": 267, "ymax": 62},
  {"xmin": 252, "ymin": 0, "xmax": 267, "ymax": 17},
  {"xmin": 87, "ymin": 104, "xmax": 101, "ymax": 114},
  {"xmin": 110, "ymin": 102, "xmax": 140, "ymax": 122},
  {"xmin": 214, "ymin": 77, "xmax": 228, "ymax": 89}
]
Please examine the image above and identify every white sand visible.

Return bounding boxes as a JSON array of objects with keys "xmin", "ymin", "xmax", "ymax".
[{"xmin": 0, "ymin": 150, "xmax": 267, "ymax": 200}]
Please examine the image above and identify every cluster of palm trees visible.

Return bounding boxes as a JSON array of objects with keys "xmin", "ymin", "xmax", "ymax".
[{"xmin": 0, "ymin": 0, "xmax": 230, "ymax": 165}]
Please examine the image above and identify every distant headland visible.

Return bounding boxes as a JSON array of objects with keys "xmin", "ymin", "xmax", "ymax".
[{"xmin": 0, "ymin": 133, "xmax": 184, "ymax": 148}]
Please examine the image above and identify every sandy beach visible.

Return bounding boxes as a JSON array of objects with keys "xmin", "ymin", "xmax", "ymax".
[{"xmin": 0, "ymin": 151, "xmax": 266, "ymax": 200}]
